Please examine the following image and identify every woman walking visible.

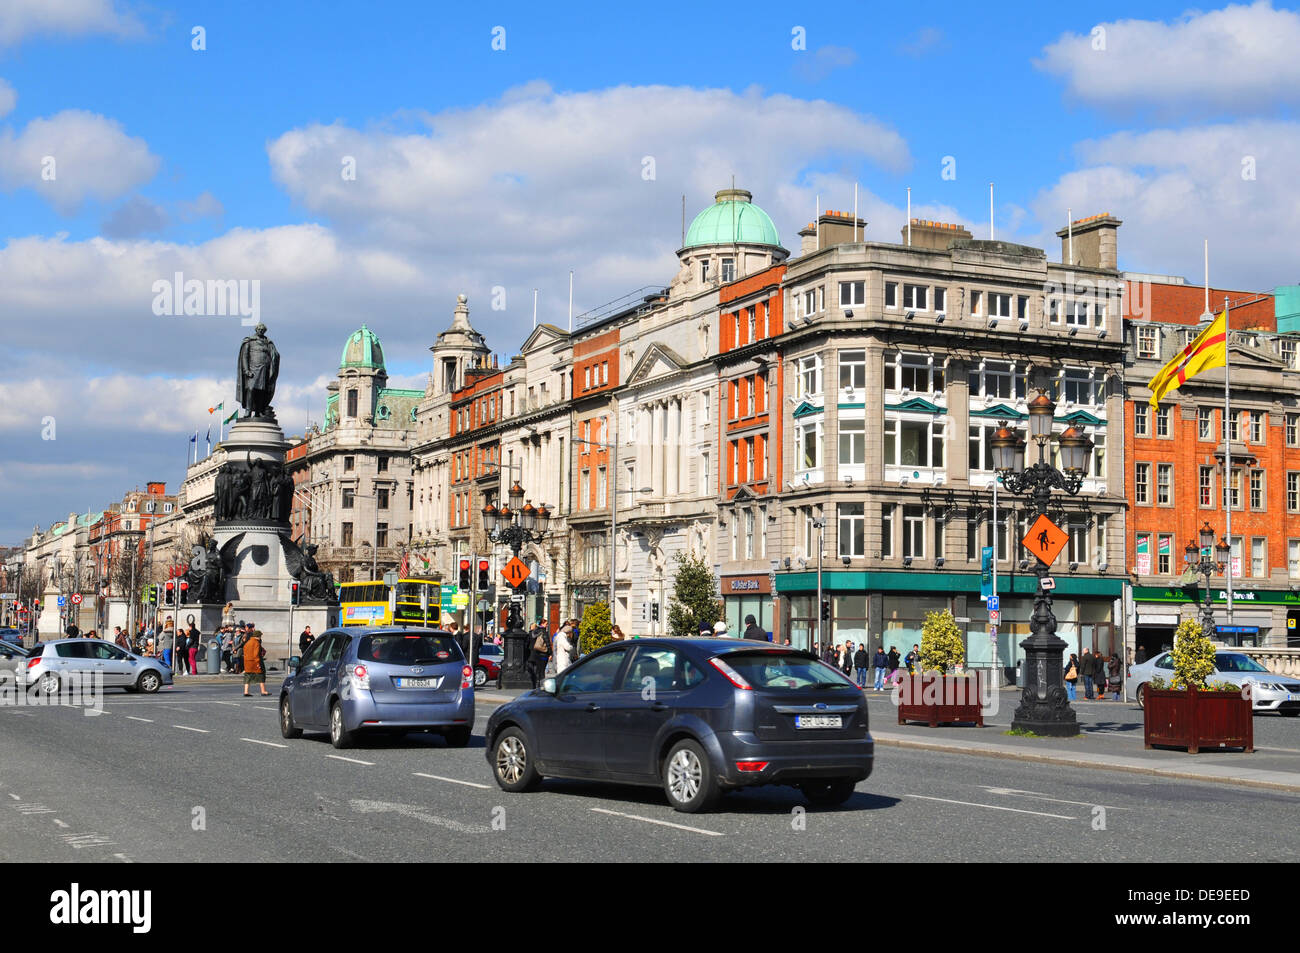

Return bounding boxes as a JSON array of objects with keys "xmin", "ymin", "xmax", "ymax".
[
  {"xmin": 1064, "ymin": 653, "xmax": 1079, "ymax": 701},
  {"xmin": 242, "ymin": 628, "xmax": 268, "ymax": 696}
]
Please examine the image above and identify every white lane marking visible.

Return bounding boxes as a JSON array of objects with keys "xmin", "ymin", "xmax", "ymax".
[
  {"xmin": 589, "ymin": 807, "xmax": 725, "ymax": 836},
  {"xmin": 126, "ymin": 716, "xmax": 153, "ymax": 723},
  {"xmin": 982, "ymin": 787, "xmax": 1132, "ymax": 810},
  {"xmin": 240, "ymin": 738, "xmax": 288, "ymax": 748},
  {"xmin": 7, "ymin": 793, "xmax": 20, "ymax": 801},
  {"xmin": 113, "ymin": 853, "xmax": 133, "ymax": 863},
  {"xmin": 214, "ymin": 701, "xmax": 244, "ymax": 707},
  {"xmin": 413, "ymin": 772, "xmax": 491, "ymax": 790},
  {"xmin": 904, "ymin": 794, "xmax": 1075, "ymax": 819},
  {"xmin": 349, "ymin": 799, "xmax": 488, "ymax": 834},
  {"xmin": 254, "ymin": 706, "xmax": 278, "ymax": 712},
  {"xmin": 84, "ymin": 708, "xmax": 107, "ymax": 717},
  {"xmin": 53, "ymin": 819, "xmax": 69, "ymax": 829},
  {"xmin": 162, "ymin": 706, "xmax": 195, "ymax": 712},
  {"xmin": 327, "ymin": 755, "xmax": 374, "ymax": 766},
  {"xmin": 172, "ymin": 725, "xmax": 209, "ymax": 733}
]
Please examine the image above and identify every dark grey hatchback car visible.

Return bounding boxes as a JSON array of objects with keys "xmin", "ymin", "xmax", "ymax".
[{"xmin": 485, "ymin": 638, "xmax": 873, "ymax": 812}]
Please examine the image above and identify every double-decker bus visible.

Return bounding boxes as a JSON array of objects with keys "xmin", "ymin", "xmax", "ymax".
[{"xmin": 339, "ymin": 578, "xmax": 443, "ymax": 628}]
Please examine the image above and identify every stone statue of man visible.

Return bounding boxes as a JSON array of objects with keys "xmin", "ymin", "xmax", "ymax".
[{"xmin": 236, "ymin": 323, "xmax": 280, "ymax": 418}]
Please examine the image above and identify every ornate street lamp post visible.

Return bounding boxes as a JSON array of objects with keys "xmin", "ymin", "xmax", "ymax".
[
  {"xmin": 992, "ymin": 391, "xmax": 1092, "ymax": 737},
  {"xmin": 484, "ymin": 482, "xmax": 551, "ymax": 689},
  {"xmin": 1183, "ymin": 523, "xmax": 1229, "ymax": 637}
]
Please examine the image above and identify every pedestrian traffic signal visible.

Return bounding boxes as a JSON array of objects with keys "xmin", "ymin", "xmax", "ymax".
[
  {"xmin": 179, "ymin": 580, "xmax": 190, "ymax": 605},
  {"xmin": 458, "ymin": 557, "xmax": 471, "ymax": 591},
  {"xmin": 476, "ymin": 558, "xmax": 490, "ymax": 591},
  {"xmin": 290, "ymin": 581, "xmax": 300, "ymax": 606},
  {"xmin": 145, "ymin": 584, "xmax": 157, "ymax": 604},
  {"xmin": 820, "ymin": 597, "xmax": 831, "ymax": 621},
  {"xmin": 164, "ymin": 580, "xmax": 175, "ymax": 605}
]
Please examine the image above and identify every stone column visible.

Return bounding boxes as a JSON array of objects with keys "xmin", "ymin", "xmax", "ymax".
[{"xmin": 667, "ymin": 399, "xmax": 680, "ymax": 496}]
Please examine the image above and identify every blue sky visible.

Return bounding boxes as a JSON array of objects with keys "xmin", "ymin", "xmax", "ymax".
[{"xmin": 3, "ymin": 0, "xmax": 1300, "ymax": 542}]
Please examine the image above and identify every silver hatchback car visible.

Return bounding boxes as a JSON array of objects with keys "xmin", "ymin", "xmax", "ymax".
[
  {"xmin": 17, "ymin": 639, "xmax": 173, "ymax": 694},
  {"xmin": 1131, "ymin": 650, "xmax": 1300, "ymax": 715}
]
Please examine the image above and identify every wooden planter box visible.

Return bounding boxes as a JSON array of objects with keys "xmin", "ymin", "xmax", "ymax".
[
  {"xmin": 897, "ymin": 672, "xmax": 985, "ymax": 727},
  {"xmin": 1143, "ymin": 685, "xmax": 1253, "ymax": 753}
]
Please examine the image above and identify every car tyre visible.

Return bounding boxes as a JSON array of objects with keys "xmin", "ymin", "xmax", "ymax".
[
  {"xmin": 1136, "ymin": 683, "xmax": 1147, "ymax": 710},
  {"xmin": 329, "ymin": 701, "xmax": 355, "ymax": 749},
  {"xmin": 280, "ymin": 695, "xmax": 302, "ymax": 739},
  {"xmin": 662, "ymin": 738, "xmax": 720, "ymax": 814},
  {"xmin": 492, "ymin": 727, "xmax": 542, "ymax": 792},
  {"xmin": 137, "ymin": 670, "xmax": 162, "ymax": 694},
  {"xmin": 444, "ymin": 726, "xmax": 471, "ymax": 748},
  {"xmin": 38, "ymin": 671, "xmax": 59, "ymax": 695},
  {"xmin": 474, "ymin": 667, "xmax": 488, "ymax": 688},
  {"xmin": 802, "ymin": 778, "xmax": 857, "ymax": 807}
]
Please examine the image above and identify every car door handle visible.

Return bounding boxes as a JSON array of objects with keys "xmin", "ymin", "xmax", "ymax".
[
  {"xmin": 585, "ymin": 703, "xmax": 601, "ymax": 712},
  {"xmin": 649, "ymin": 702, "xmax": 668, "ymax": 711}
]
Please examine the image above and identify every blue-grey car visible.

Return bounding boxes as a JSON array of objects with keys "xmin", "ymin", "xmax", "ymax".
[
  {"xmin": 485, "ymin": 638, "xmax": 873, "ymax": 813},
  {"xmin": 280, "ymin": 626, "xmax": 475, "ymax": 748}
]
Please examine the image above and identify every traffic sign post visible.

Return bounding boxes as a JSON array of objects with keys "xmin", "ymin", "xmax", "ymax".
[{"xmin": 989, "ymin": 610, "xmax": 1000, "ymax": 626}]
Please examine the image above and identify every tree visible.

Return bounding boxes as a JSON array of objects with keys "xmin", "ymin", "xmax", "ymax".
[
  {"xmin": 667, "ymin": 551, "xmax": 722, "ymax": 638},
  {"xmin": 578, "ymin": 602, "xmax": 612, "ymax": 655},
  {"xmin": 919, "ymin": 609, "xmax": 965, "ymax": 674},
  {"xmin": 1171, "ymin": 617, "xmax": 1216, "ymax": 690}
]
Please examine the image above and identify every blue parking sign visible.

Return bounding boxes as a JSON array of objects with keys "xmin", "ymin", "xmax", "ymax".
[
  {"xmin": 57, "ymin": 596, "xmax": 66, "ymax": 607},
  {"xmin": 988, "ymin": 595, "xmax": 1000, "ymax": 612}
]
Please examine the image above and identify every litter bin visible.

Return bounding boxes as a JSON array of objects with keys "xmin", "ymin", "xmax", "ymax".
[{"xmin": 206, "ymin": 639, "xmax": 221, "ymax": 674}]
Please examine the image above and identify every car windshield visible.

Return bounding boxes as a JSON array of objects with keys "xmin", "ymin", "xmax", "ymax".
[
  {"xmin": 722, "ymin": 651, "xmax": 856, "ymax": 690},
  {"xmin": 1215, "ymin": 653, "xmax": 1269, "ymax": 673},
  {"xmin": 357, "ymin": 634, "xmax": 463, "ymax": 666}
]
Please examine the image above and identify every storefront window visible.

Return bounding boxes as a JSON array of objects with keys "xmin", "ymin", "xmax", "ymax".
[
  {"xmin": 881, "ymin": 594, "xmax": 949, "ymax": 656},
  {"xmin": 833, "ymin": 594, "xmax": 868, "ymax": 650},
  {"xmin": 788, "ymin": 596, "xmax": 815, "ymax": 652},
  {"xmin": 725, "ymin": 595, "xmax": 772, "ymax": 641}
]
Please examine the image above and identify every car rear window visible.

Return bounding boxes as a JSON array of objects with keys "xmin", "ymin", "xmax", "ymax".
[
  {"xmin": 722, "ymin": 651, "xmax": 856, "ymax": 690},
  {"xmin": 357, "ymin": 634, "xmax": 463, "ymax": 666}
]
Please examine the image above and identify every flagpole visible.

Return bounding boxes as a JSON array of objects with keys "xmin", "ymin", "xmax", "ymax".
[{"xmin": 1223, "ymin": 296, "xmax": 1233, "ymax": 627}]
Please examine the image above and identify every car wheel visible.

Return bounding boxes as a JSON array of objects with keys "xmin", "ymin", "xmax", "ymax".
[
  {"xmin": 279, "ymin": 695, "xmax": 302, "ymax": 739},
  {"xmin": 137, "ymin": 670, "xmax": 161, "ymax": 694},
  {"xmin": 802, "ymin": 778, "xmax": 857, "ymax": 807},
  {"xmin": 329, "ymin": 701, "xmax": 355, "ymax": 749},
  {"xmin": 38, "ymin": 672, "xmax": 59, "ymax": 695},
  {"xmin": 492, "ymin": 727, "xmax": 541, "ymax": 792},
  {"xmin": 474, "ymin": 667, "xmax": 488, "ymax": 688},
  {"xmin": 662, "ymin": 739, "xmax": 720, "ymax": 814},
  {"xmin": 1136, "ymin": 683, "xmax": 1147, "ymax": 710},
  {"xmin": 1281, "ymin": 710, "xmax": 1300, "ymax": 718},
  {"xmin": 444, "ymin": 726, "xmax": 471, "ymax": 748}
]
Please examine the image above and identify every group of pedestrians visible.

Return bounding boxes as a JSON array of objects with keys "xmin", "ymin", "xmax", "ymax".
[
  {"xmin": 819, "ymin": 641, "xmax": 920, "ymax": 691},
  {"xmin": 1063, "ymin": 648, "xmax": 1123, "ymax": 700}
]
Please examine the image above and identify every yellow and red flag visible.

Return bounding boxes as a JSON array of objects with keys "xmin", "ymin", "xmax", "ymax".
[{"xmin": 1147, "ymin": 311, "xmax": 1227, "ymax": 407}]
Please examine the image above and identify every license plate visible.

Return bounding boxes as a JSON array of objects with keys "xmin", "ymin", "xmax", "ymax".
[
  {"xmin": 795, "ymin": 715, "xmax": 842, "ymax": 729},
  {"xmin": 396, "ymin": 677, "xmax": 438, "ymax": 688},
  {"xmin": 1288, "ymin": 694, "xmax": 1299, "ymax": 702}
]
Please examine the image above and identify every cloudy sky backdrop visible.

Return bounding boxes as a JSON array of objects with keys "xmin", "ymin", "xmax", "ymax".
[{"xmin": 2, "ymin": 0, "xmax": 1299, "ymax": 542}]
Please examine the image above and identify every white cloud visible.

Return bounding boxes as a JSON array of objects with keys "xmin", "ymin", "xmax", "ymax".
[
  {"xmin": 1038, "ymin": 1, "xmax": 1300, "ymax": 114},
  {"xmin": 0, "ymin": 79, "xmax": 16, "ymax": 119},
  {"xmin": 0, "ymin": 0, "xmax": 143, "ymax": 46},
  {"xmin": 0, "ymin": 109, "xmax": 159, "ymax": 213},
  {"xmin": 1030, "ymin": 119, "xmax": 1300, "ymax": 288},
  {"xmin": 899, "ymin": 27, "xmax": 945, "ymax": 57},
  {"xmin": 792, "ymin": 45, "xmax": 859, "ymax": 82}
]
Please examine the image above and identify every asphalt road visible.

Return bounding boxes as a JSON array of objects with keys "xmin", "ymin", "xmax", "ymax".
[{"xmin": 1, "ymin": 683, "xmax": 1297, "ymax": 863}]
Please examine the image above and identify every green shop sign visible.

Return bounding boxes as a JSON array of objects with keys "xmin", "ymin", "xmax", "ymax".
[{"xmin": 1132, "ymin": 585, "xmax": 1300, "ymax": 606}]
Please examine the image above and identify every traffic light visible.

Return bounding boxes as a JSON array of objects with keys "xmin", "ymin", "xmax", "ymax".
[
  {"xmin": 145, "ymin": 584, "xmax": 156, "ymax": 605},
  {"xmin": 476, "ymin": 558, "xmax": 490, "ymax": 591},
  {"xmin": 290, "ymin": 581, "xmax": 300, "ymax": 606},
  {"xmin": 820, "ymin": 597, "xmax": 831, "ymax": 621},
  {"xmin": 650, "ymin": 602, "xmax": 660, "ymax": 622},
  {"xmin": 458, "ymin": 558, "xmax": 471, "ymax": 591},
  {"xmin": 164, "ymin": 579, "xmax": 176, "ymax": 606},
  {"xmin": 179, "ymin": 579, "xmax": 190, "ymax": 605},
  {"xmin": 428, "ymin": 604, "xmax": 441, "ymax": 625}
]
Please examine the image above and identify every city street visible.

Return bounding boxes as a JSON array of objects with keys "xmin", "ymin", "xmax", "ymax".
[{"xmin": 2, "ymin": 682, "xmax": 1296, "ymax": 863}]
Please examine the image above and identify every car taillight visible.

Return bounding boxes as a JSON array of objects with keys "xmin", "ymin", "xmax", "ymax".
[
  {"xmin": 26, "ymin": 657, "xmax": 41, "ymax": 670},
  {"xmin": 461, "ymin": 665, "xmax": 472, "ymax": 689},
  {"xmin": 709, "ymin": 657, "xmax": 752, "ymax": 690},
  {"xmin": 735, "ymin": 761, "xmax": 769, "ymax": 772},
  {"xmin": 352, "ymin": 664, "xmax": 370, "ymax": 690}
]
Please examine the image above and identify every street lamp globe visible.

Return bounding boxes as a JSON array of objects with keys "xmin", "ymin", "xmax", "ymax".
[
  {"xmin": 520, "ymin": 503, "xmax": 537, "ymax": 532},
  {"xmin": 1057, "ymin": 426, "xmax": 1092, "ymax": 475},
  {"xmin": 1184, "ymin": 540, "xmax": 1199, "ymax": 566},
  {"xmin": 990, "ymin": 425, "xmax": 1020, "ymax": 473},
  {"xmin": 1199, "ymin": 522, "xmax": 1216, "ymax": 553},
  {"xmin": 1215, "ymin": 537, "xmax": 1231, "ymax": 567},
  {"xmin": 535, "ymin": 505, "xmax": 551, "ymax": 534},
  {"xmin": 482, "ymin": 502, "xmax": 498, "ymax": 532},
  {"xmin": 508, "ymin": 482, "xmax": 525, "ymax": 511},
  {"xmin": 1027, "ymin": 392, "xmax": 1057, "ymax": 442},
  {"xmin": 497, "ymin": 504, "xmax": 512, "ymax": 527}
]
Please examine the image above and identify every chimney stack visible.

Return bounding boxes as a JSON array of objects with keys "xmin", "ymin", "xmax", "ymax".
[
  {"xmin": 798, "ymin": 211, "xmax": 867, "ymax": 256},
  {"xmin": 1056, "ymin": 213, "xmax": 1122, "ymax": 270},
  {"xmin": 902, "ymin": 219, "xmax": 972, "ymax": 251}
]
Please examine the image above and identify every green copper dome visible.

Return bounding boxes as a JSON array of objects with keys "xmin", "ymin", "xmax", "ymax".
[
  {"xmin": 341, "ymin": 325, "xmax": 385, "ymax": 370},
  {"xmin": 683, "ymin": 188, "xmax": 781, "ymax": 249}
]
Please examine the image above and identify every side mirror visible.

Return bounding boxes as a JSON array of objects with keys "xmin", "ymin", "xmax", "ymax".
[
  {"xmin": 287, "ymin": 655, "xmax": 301, "ymax": 674},
  {"xmin": 541, "ymin": 677, "xmax": 557, "ymax": 695}
]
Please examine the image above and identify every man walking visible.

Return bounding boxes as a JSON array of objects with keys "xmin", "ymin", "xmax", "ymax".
[
  {"xmin": 298, "ymin": 625, "xmax": 315, "ymax": 655},
  {"xmin": 743, "ymin": 614, "xmax": 767, "ymax": 642},
  {"xmin": 852, "ymin": 643, "xmax": 869, "ymax": 688},
  {"xmin": 1081, "ymin": 648, "xmax": 1096, "ymax": 700}
]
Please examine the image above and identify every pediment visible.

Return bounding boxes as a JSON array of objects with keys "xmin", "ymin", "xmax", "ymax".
[
  {"xmin": 520, "ymin": 323, "xmax": 569, "ymax": 353},
  {"xmin": 627, "ymin": 343, "xmax": 687, "ymax": 385},
  {"xmin": 884, "ymin": 397, "xmax": 945, "ymax": 414}
]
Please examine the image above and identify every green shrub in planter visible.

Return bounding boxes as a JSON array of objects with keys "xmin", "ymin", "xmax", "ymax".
[
  {"xmin": 920, "ymin": 609, "xmax": 965, "ymax": 675},
  {"xmin": 1170, "ymin": 618, "xmax": 1216, "ymax": 690},
  {"xmin": 578, "ymin": 602, "xmax": 612, "ymax": 656}
]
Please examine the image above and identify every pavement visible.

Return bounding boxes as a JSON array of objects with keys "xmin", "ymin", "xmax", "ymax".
[{"xmin": 164, "ymin": 674, "xmax": 1300, "ymax": 793}]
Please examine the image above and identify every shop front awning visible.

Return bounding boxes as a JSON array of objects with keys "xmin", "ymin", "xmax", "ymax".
[{"xmin": 774, "ymin": 570, "xmax": 1123, "ymax": 598}]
